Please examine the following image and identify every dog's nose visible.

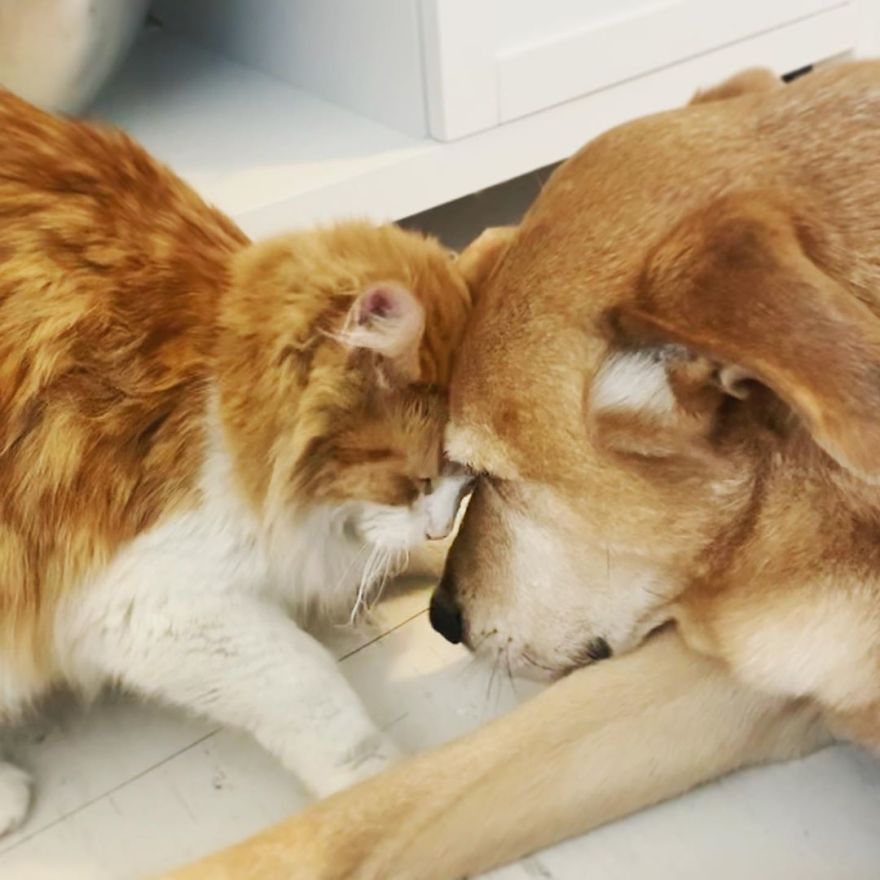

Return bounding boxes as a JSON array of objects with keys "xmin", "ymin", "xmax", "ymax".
[{"xmin": 429, "ymin": 581, "xmax": 463, "ymax": 644}]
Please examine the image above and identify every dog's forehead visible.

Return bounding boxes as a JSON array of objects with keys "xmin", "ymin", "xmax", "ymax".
[
  {"xmin": 447, "ymin": 109, "xmax": 729, "ymax": 470},
  {"xmin": 448, "ymin": 277, "xmax": 620, "ymax": 477},
  {"xmin": 448, "ymin": 327, "xmax": 610, "ymax": 486}
]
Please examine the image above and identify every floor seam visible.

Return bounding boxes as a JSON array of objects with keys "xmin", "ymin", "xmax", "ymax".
[
  {"xmin": 338, "ymin": 607, "xmax": 428, "ymax": 661},
  {"xmin": 0, "ymin": 728, "xmax": 220, "ymax": 856},
  {"xmin": 0, "ymin": 607, "xmax": 430, "ymax": 855}
]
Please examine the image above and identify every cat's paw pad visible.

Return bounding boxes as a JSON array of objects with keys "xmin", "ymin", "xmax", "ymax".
[{"xmin": 0, "ymin": 763, "xmax": 31, "ymax": 836}]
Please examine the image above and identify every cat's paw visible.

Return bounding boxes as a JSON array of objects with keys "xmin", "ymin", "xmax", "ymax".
[
  {"xmin": 0, "ymin": 762, "xmax": 31, "ymax": 836},
  {"xmin": 316, "ymin": 735, "xmax": 403, "ymax": 797},
  {"xmin": 320, "ymin": 756, "xmax": 394, "ymax": 797}
]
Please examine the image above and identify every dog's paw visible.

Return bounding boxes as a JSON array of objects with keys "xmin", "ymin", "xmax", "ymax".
[{"xmin": 0, "ymin": 762, "xmax": 31, "ymax": 836}]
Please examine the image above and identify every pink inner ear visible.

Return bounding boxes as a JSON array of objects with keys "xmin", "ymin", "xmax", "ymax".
[
  {"xmin": 357, "ymin": 287, "xmax": 397, "ymax": 324},
  {"xmin": 344, "ymin": 283, "xmax": 425, "ymax": 380}
]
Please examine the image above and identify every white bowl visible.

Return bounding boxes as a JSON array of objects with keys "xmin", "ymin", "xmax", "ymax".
[{"xmin": 0, "ymin": 0, "xmax": 151, "ymax": 114}]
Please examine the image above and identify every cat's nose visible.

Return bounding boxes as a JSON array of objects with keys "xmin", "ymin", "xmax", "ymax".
[
  {"xmin": 424, "ymin": 506, "xmax": 456, "ymax": 541},
  {"xmin": 429, "ymin": 577, "xmax": 463, "ymax": 644}
]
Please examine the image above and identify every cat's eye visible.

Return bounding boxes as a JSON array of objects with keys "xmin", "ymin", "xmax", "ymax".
[{"xmin": 445, "ymin": 459, "xmax": 482, "ymax": 481}]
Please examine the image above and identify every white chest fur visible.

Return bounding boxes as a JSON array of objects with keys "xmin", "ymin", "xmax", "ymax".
[
  {"xmin": 0, "ymin": 404, "xmax": 469, "ymax": 806},
  {"xmin": 55, "ymin": 422, "xmax": 377, "ymax": 684},
  {"xmin": 47, "ymin": 426, "xmax": 402, "ymax": 798}
]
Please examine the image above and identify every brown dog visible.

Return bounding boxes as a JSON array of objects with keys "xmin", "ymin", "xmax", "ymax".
[{"xmin": 162, "ymin": 61, "xmax": 880, "ymax": 879}]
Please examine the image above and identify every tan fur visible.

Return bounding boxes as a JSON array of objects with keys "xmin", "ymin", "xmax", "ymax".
[
  {"xmin": 160, "ymin": 630, "xmax": 828, "ymax": 880},
  {"xmin": 0, "ymin": 89, "xmax": 472, "ymax": 705},
  {"xmin": 444, "ymin": 61, "xmax": 880, "ymax": 723},
  {"xmin": 690, "ymin": 66, "xmax": 782, "ymax": 104},
  {"xmin": 160, "ymin": 62, "xmax": 880, "ymax": 878},
  {"xmin": 453, "ymin": 225, "xmax": 517, "ymax": 297}
]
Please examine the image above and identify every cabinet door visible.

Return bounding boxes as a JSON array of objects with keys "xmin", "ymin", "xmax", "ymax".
[{"xmin": 422, "ymin": 0, "xmax": 855, "ymax": 140}]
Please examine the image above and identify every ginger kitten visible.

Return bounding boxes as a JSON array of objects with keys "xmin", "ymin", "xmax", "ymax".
[{"xmin": 0, "ymin": 89, "xmax": 479, "ymax": 832}]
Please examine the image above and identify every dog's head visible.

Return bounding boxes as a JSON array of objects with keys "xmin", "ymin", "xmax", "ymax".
[{"xmin": 433, "ymin": 110, "xmax": 880, "ymax": 678}]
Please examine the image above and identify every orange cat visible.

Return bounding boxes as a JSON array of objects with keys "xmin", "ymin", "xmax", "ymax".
[{"xmin": 0, "ymin": 89, "xmax": 478, "ymax": 833}]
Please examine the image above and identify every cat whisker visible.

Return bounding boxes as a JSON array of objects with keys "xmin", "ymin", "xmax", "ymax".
[
  {"xmin": 334, "ymin": 540, "xmax": 370, "ymax": 594},
  {"xmin": 365, "ymin": 548, "xmax": 393, "ymax": 609},
  {"xmin": 350, "ymin": 541, "xmax": 409, "ymax": 624},
  {"xmin": 366, "ymin": 545, "xmax": 410, "ymax": 611},
  {"xmin": 350, "ymin": 544, "xmax": 383, "ymax": 623}
]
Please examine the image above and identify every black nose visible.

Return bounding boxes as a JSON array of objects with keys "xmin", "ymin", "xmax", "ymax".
[{"xmin": 429, "ymin": 582, "xmax": 463, "ymax": 644}]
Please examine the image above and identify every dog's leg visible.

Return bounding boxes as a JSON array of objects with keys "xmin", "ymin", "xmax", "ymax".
[
  {"xmin": 159, "ymin": 628, "xmax": 830, "ymax": 880},
  {"xmin": 830, "ymin": 700, "xmax": 880, "ymax": 751}
]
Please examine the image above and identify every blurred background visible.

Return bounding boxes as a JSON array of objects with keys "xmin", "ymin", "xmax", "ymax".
[{"xmin": 3, "ymin": 0, "xmax": 878, "ymax": 242}]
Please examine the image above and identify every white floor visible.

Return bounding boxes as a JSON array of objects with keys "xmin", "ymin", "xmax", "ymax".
[{"xmin": 1, "ymin": 579, "xmax": 880, "ymax": 880}]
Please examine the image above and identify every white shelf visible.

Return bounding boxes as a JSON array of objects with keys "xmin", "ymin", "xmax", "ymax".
[
  {"xmin": 92, "ymin": 28, "xmax": 428, "ymax": 237},
  {"xmin": 94, "ymin": 9, "xmax": 856, "ymax": 238}
]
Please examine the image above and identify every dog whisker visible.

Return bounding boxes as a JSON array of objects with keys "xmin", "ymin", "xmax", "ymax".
[
  {"xmin": 522, "ymin": 649, "xmax": 557, "ymax": 674},
  {"xmin": 470, "ymin": 628, "xmax": 497, "ymax": 654},
  {"xmin": 484, "ymin": 647, "xmax": 505, "ymax": 711},
  {"xmin": 453, "ymin": 652, "xmax": 485, "ymax": 685},
  {"xmin": 504, "ymin": 644, "xmax": 518, "ymax": 697}
]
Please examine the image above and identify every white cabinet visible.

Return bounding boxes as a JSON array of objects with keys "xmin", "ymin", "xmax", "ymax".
[
  {"xmin": 98, "ymin": 1, "xmax": 861, "ymax": 233},
  {"xmin": 424, "ymin": 0, "xmax": 854, "ymax": 138},
  {"xmin": 154, "ymin": 0, "xmax": 857, "ymax": 142},
  {"xmin": 152, "ymin": 0, "xmax": 430, "ymax": 137}
]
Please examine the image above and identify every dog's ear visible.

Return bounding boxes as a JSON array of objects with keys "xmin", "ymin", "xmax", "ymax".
[
  {"xmin": 689, "ymin": 68, "xmax": 781, "ymax": 105},
  {"xmin": 607, "ymin": 194, "xmax": 880, "ymax": 480},
  {"xmin": 458, "ymin": 227, "xmax": 517, "ymax": 296},
  {"xmin": 588, "ymin": 343, "xmax": 733, "ymax": 475}
]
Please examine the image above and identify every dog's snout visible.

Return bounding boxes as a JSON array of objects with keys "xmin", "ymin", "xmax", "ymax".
[{"xmin": 429, "ymin": 579, "xmax": 463, "ymax": 644}]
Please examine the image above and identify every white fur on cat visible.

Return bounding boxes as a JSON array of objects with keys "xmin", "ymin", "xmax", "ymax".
[{"xmin": 0, "ymin": 397, "xmax": 467, "ymax": 832}]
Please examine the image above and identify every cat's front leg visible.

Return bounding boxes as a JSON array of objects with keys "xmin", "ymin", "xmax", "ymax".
[{"xmin": 65, "ymin": 590, "xmax": 399, "ymax": 797}]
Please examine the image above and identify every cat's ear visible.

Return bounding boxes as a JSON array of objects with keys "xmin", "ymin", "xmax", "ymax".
[{"xmin": 342, "ymin": 283, "xmax": 425, "ymax": 381}]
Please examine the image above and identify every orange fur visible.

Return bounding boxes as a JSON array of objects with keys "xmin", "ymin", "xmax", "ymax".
[{"xmin": 0, "ymin": 89, "xmax": 471, "ymax": 703}]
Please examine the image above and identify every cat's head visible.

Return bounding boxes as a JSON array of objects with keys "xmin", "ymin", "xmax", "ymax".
[{"xmin": 216, "ymin": 222, "xmax": 509, "ymax": 574}]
